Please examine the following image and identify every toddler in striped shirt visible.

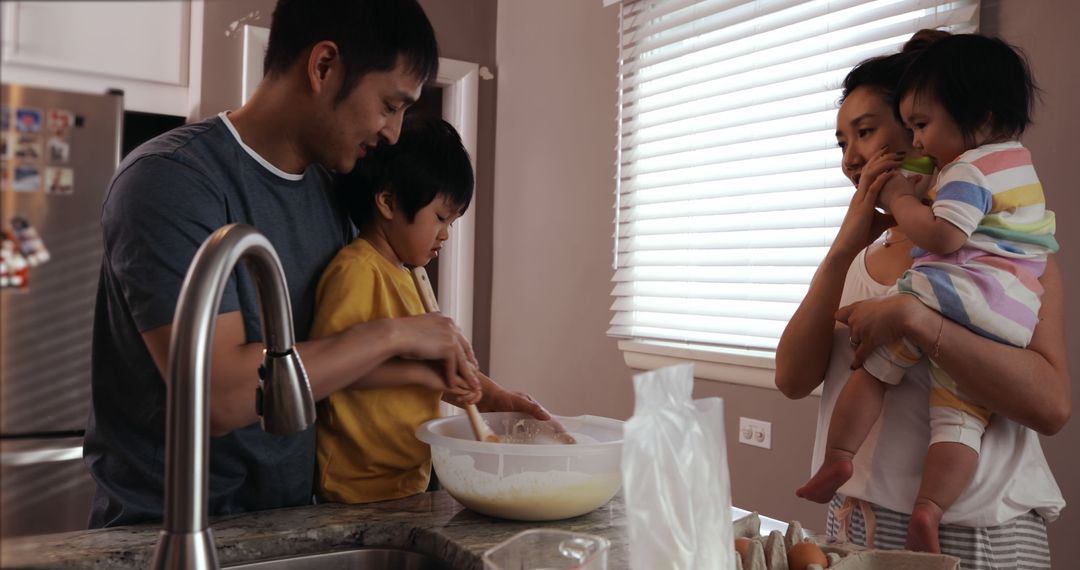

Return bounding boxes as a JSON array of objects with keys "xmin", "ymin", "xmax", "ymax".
[{"xmin": 797, "ymin": 33, "xmax": 1058, "ymax": 554}]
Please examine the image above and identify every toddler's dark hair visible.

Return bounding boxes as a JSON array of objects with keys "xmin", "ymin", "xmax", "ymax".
[
  {"xmin": 897, "ymin": 33, "xmax": 1038, "ymax": 141},
  {"xmin": 340, "ymin": 115, "xmax": 474, "ymax": 230}
]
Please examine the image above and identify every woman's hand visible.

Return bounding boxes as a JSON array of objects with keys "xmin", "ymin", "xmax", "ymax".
[
  {"xmin": 836, "ymin": 293, "xmax": 932, "ymax": 368},
  {"xmin": 832, "ymin": 148, "xmax": 902, "ymax": 258}
]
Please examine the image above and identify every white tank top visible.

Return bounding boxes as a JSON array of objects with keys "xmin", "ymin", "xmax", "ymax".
[{"xmin": 810, "ymin": 248, "xmax": 1064, "ymax": 527}]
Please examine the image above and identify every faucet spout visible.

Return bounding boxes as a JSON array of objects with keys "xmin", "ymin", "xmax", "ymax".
[{"xmin": 152, "ymin": 224, "xmax": 315, "ymax": 570}]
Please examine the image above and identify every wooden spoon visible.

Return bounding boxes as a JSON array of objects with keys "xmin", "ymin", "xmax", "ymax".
[{"xmin": 410, "ymin": 266, "xmax": 499, "ymax": 443}]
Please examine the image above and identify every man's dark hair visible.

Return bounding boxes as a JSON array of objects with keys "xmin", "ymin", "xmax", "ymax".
[
  {"xmin": 340, "ymin": 115, "xmax": 474, "ymax": 230},
  {"xmin": 263, "ymin": 0, "xmax": 439, "ymax": 104},
  {"xmin": 841, "ymin": 29, "xmax": 950, "ymax": 120},
  {"xmin": 897, "ymin": 33, "xmax": 1038, "ymax": 141}
]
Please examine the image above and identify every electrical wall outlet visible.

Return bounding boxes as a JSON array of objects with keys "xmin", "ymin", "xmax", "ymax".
[{"xmin": 738, "ymin": 417, "xmax": 772, "ymax": 449}]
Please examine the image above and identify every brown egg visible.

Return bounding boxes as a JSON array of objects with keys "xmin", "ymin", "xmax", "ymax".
[
  {"xmin": 788, "ymin": 541, "xmax": 829, "ymax": 570},
  {"xmin": 734, "ymin": 536, "xmax": 753, "ymax": 559}
]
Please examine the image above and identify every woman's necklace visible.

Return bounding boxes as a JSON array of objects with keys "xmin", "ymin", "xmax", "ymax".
[{"xmin": 882, "ymin": 230, "xmax": 911, "ymax": 248}]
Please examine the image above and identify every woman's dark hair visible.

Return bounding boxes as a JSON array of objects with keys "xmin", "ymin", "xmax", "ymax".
[
  {"xmin": 840, "ymin": 29, "xmax": 951, "ymax": 119},
  {"xmin": 340, "ymin": 115, "xmax": 474, "ymax": 230},
  {"xmin": 263, "ymin": 0, "xmax": 439, "ymax": 105},
  {"xmin": 897, "ymin": 33, "xmax": 1038, "ymax": 140}
]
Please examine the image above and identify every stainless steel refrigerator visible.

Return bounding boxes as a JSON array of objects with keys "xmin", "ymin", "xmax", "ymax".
[{"xmin": 1, "ymin": 84, "xmax": 122, "ymax": 537}]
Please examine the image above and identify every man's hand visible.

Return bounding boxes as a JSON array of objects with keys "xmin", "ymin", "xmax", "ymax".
[{"xmin": 390, "ymin": 312, "xmax": 480, "ymax": 391}]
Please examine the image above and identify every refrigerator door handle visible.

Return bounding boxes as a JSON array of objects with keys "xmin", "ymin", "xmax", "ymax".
[{"xmin": 0, "ymin": 445, "xmax": 83, "ymax": 466}]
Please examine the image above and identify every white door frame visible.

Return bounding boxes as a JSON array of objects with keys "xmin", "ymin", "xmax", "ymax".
[
  {"xmin": 430, "ymin": 58, "xmax": 478, "ymax": 342},
  {"xmin": 242, "ymin": 25, "xmax": 478, "ymax": 341}
]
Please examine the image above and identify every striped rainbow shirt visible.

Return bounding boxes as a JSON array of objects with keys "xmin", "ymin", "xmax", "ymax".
[{"xmin": 900, "ymin": 141, "xmax": 1058, "ymax": 347}]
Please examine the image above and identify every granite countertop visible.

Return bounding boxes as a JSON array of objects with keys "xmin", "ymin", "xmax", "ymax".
[{"xmin": 0, "ymin": 490, "xmax": 629, "ymax": 569}]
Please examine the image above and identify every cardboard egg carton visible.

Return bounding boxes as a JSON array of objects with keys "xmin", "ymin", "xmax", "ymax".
[{"xmin": 732, "ymin": 512, "xmax": 959, "ymax": 570}]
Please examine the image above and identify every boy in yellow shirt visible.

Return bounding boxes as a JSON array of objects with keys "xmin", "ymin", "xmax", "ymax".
[{"xmin": 312, "ymin": 116, "xmax": 485, "ymax": 503}]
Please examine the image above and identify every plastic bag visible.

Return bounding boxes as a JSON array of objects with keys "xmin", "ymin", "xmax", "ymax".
[{"xmin": 622, "ymin": 363, "xmax": 735, "ymax": 569}]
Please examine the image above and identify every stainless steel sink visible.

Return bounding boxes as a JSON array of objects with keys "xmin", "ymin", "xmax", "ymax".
[{"xmin": 224, "ymin": 548, "xmax": 456, "ymax": 570}]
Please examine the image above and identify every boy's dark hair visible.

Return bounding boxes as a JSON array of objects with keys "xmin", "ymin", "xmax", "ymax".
[
  {"xmin": 263, "ymin": 0, "xmax": 439, "ymax": 104},
  {"xmin": 897, "ymin": 33, "xmax": 1038, "ymax": 140},
  {"xmin": 341, "ymin": 115, "xmax": 474, "ymax": 230},
  {"xmin": 841, "ymin": 29, "xmax": 950, "ymax": 120}
]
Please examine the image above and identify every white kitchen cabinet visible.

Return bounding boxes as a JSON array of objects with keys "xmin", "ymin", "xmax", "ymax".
[{"xmin": 1, "ymin": 1, "xmax": 200, "ymax": 117}]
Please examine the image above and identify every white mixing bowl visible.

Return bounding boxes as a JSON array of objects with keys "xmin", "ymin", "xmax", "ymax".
[{"xmin": 416, "ymin": 412, "xmax": 624, "ymax": 521}]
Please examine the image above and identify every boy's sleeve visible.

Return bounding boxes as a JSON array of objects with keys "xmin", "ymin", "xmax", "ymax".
[
  {"xmin": 310, "ymin": 257, "xmax": 380, "ymax": 340},
  {"xmin": 931, "ymin": 162, "xmax": 993, "ymax": 237}
]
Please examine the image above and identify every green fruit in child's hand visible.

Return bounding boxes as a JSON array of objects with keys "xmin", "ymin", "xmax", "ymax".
[{"xmin": 901, "ymin": 155, "xmax": 935, "ymax": 175}]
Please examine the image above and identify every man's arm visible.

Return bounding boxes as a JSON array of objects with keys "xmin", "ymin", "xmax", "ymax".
[{"xmin": 142, "ymin": 310, "xmax": 478, "ymax": 436}]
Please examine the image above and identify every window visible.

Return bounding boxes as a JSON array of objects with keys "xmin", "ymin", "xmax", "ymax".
[{"xmin": 609, "ymin": 0, "xmax": 979, "ymax": 387}]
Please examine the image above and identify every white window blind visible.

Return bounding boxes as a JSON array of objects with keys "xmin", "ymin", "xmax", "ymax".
[{"xmin": 609, "ymin": 0, "xmax": 979, "ymax": 366}]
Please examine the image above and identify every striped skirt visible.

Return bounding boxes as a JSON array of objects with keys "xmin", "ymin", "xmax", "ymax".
[{"xmin": 826, "ymin": 495, "xmax": 1052, "ymax": 569}]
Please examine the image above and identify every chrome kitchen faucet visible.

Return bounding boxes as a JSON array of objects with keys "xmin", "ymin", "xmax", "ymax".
[{"xmin": 152, "ymin": 224, "xmax": 315, "ymax": 570}]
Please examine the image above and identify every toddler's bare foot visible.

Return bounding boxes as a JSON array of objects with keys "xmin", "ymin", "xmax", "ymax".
[
  {"xmin": 906, "ymin": 499, "xmax": 943, "ymax": 553},
  {"xmin": 796, "ymin": 450, "xmax": 854, "ymax": 504}
]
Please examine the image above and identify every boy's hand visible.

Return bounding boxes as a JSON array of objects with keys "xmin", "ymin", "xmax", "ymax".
[
  {"xmin": 442, "ymin": 364, "xmax": 482, "ymax": 405},
  {"xmin": 440, "ymin": 373, "xmax": 541, "ymax": 413},
  {"xmin": 475, "ymin": 386, "xmax": 576, "ymax": 444},
  {"xmin": 442, "ymin": 384, "xmax": 482, "ymax": 406},
  {"xmin": 477, "ymin": 386, "xmax": 551, "ymax": 420},
  {"xmin": 475, "ymin": 374, "xmax": 576, "ymax": 442}
]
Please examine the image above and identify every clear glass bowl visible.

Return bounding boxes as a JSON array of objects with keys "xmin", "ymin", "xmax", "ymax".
[
  {"xmin": 416, "ymin": 412, "xmax": 623, "ymax": 521},
  {"xmin": 483, "ymin": 529, "xmax": 609, "ymax": 570}
]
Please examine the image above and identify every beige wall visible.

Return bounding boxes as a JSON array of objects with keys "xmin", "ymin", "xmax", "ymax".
[
  {"xmin": 981, "ymin": 1, "xmax": 1080, "ymax": 566},
  {"xmin": 416, "ymin": 0, "xmax": 499, "ymax": 371},
  {"xmin": 197, "ymin": 0, "xmax": 274, "ymax": 118},
  {"xmin": 490, "ymin": 0, "xmax": 633, "ymax": 420},
  {"xmin": 489, "ymin": 0, "xmax": 1080, "ymax": 565}
]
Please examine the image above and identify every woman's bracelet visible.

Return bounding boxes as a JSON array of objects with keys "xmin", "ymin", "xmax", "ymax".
[{"xmin": 931, "ymin": 315, "xmax": 945, "ymax": 360}]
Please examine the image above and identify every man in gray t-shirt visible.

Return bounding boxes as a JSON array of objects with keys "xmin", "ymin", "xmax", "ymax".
[
  {"xmin": 85, "ymin": 0, "xmax": 552, "ymax": 528},
  {"xmin": 86, "ymin": 114, "xmax": 350, "ymax": 527}
]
